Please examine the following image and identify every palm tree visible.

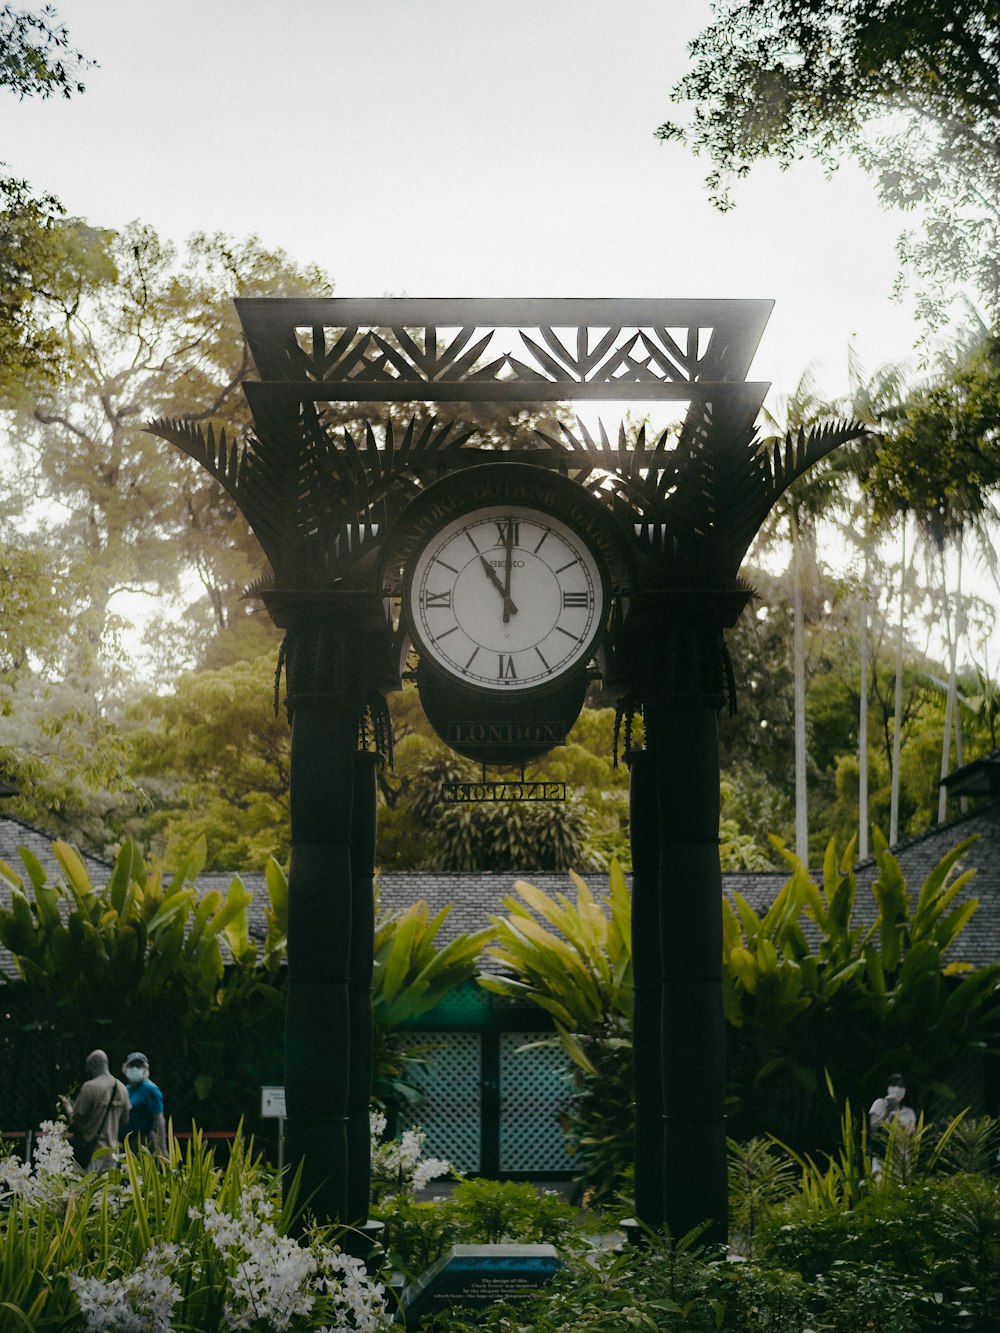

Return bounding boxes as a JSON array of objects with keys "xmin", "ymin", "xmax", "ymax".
[
  {"xmin": 758, "ymin": 371, "xmax": 854, "ymax": 861},
  {"xmin": 869, "ymin": 326, "xmax": 1000, "ymax": 830},
  {"xmin": 843, "ymin": 352, "xmax": 911, "ymax": 855}
]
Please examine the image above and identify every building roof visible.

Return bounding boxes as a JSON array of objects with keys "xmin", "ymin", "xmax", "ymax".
[
  {"xmin": 2, "ymin": 798, "xmax": 998, "ymax": 980},
  {"xmin": 0, "ymin": 810, "xmax": 111, "ymax": 882},
  {"xmin": 941, "ymin": 749, "xmax": 1000, "ymax": 801}
]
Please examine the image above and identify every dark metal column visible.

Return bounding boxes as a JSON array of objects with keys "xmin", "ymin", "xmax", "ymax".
[
  {"xmin": 628, "ymin": 748, "xmax": 664, "ymax": 1231},
  {"xmin": 273, "ymin": 597, "xmax": 394, "ymax": 1229},
  {"xmin": 645, "ymin": 689, "xmax": 727, "ymax": 1248},
  {"xmin": 285, "ymin": 671, "xmax": 358, "ymax": 1223},
  {"xmin": 346, "ymin": 751, "xmax": 378, "ymax": 1226},
  {"xmin": 619, "ymin": 600, "xmax": 742, "ymax": 1251}
]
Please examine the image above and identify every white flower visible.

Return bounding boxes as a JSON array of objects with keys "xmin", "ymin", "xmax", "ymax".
[
  {"xmin": 397, "ymin": 1130, "xmax": 423, "ymax": 1170},
  {"xmin": 70, "ymin": 1244, "xmax": 182, "ymax": 1333},
  {"xmin": 368, "ymin": 1110, "xmax": 387, "ymax": 1144},
  {"xmin": 33, "ymin": 1119, "xmax": 77, "ymax": 1178},
  {"xmin": 412, "ymin": 1157, "xmax": 452, "ymax": 1191},
  {"xmin": 370, "ymin": 1120, "xmax": 451, "ymax": 1199},
  {"xmin": 1, "ymin": 1120, "xmax": 80, "ymax": 1205},
  {"xmin": 0, "ymin": 1154, "xmax": 34, "ymax": 1198}
]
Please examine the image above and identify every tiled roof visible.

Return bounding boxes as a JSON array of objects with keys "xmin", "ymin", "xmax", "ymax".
[
  {"xmin": 0, "ymin": 812, "xmax": 111, "ymax": 882},
  {"xmin": 2, "ymin": 802, "xmax": 999, "ymax": 977}
]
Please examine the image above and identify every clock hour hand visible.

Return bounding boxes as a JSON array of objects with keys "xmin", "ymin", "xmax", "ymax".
[{"xmin": 479, "ymin": 555, "xmax": 518, "ymax": 617}]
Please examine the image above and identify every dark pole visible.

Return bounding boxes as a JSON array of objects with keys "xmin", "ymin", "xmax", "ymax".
[
  {"xmin": 285, "ymin": 670, "xmax": 357, "ymax": 1221},
  {"xmin": 346, "ymin": 750, "xmax": 378, "ymax": 1228},
  {"xmin": 274, "ymin": 602, "xmax": 391, "ymax": 1228},
  {"xmin": 628, "ymin": 747, "xmax": 664, "ymax": 1231},
  {"xmin": 624, "ymin": 606, "xmax": 733, "ymax": 1250},
  {"xmin": 646, "ymin": 692, "xmax": 727, "ymax": 1247}
]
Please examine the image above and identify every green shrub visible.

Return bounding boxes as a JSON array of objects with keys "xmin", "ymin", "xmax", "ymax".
[
  {"xmin": 375, "ymin": 1193, "xmax": 460, "ymax": 1282},
  {"xmin": 430, "ymin": 1231, "xmax": 727, "ymax": 1332},
  {"xmin": 373, "ymin": 1178, "xmax": 579, "ymax": 1284},
  {"xmin": 447, "ymin": 1178, "xmax": 576, "ymax": 1246}
]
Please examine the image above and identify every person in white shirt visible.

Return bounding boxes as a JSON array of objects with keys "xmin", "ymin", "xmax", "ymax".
[{"xmin": 869, "ymin": 1073, "xmax": 916, "ymax": 1176}]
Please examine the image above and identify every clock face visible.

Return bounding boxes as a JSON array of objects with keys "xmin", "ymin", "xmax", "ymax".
[{"xmin": 405, "ymin": 504, "xmax": 608, "ymax": 692}]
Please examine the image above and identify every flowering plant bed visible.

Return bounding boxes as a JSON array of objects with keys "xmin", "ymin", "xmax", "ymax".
[{"xmin": 0, "ymin": 1122, "xmax": 391, "ymax": 1331}]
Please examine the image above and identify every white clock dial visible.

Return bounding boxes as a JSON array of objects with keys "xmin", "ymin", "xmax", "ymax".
[{"xmin": 406, "ymin": 504, "xmax": 607, "ymax": 692}]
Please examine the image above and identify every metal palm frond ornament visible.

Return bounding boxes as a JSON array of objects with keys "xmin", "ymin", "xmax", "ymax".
[{"xmin": 147, "ymin": 296, "xmax": 862, "ymax": 1251}]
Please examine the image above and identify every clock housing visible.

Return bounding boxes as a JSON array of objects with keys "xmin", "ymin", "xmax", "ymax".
[
  {"xmin": 406, "ymin": 502, "xmax": 607, "ymax": 693},
  {"xmin": 380, "ymin": 463, "xmax": 634, "ymax": 764}
]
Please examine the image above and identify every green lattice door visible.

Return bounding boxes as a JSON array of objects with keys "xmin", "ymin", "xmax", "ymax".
[{"xmin": 403, "ymin": 1030, "xmax": 574, "ymax": 1176}]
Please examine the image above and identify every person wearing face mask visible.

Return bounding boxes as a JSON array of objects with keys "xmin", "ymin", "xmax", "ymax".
[
  {"xmin": 120, "ymin": 1052, "xmax": 168, "ymax": 1157},
  {"xmin": 869, "ymin": 1073, "xmax": 916, "ymax": 1175}
]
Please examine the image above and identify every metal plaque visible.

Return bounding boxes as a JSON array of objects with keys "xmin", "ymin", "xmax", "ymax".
[{"xmin": 441, "ymin": 781, "xmax": 567, "ymax": 803}]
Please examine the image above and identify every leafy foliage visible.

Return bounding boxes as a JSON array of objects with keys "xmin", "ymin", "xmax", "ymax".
[
  {"xmin": 0, "ymin": 4, "xmax": 89, "ymax": 101},
  {"xmin": 372, "ymin": 899, "xmax": 493, "ymax": 1030},
  {"xmin": 0, "ymin": 833, "xmax": 495, "ymax": 1139},
  {"xmin": 127, "ymin": 653, "xmax": 288, "ymax": 871},
  {"xmin": 480, "ymin": 863, "xmax": 632, "ymax": 1042},
  {"xmin": 375, "ymin": 1179, "xmax": 579, "ymax": 1283},
  {"xmin": 435, "ymin": 1127, "xmax": 1000, "ymax": 1331},
  {"xmin": 0, "ymin": 1127, "xmax": 390, "ymax": 1330},
  {"xmin": 661, "ymin": 0, "xmax": 1000, "ymax": 324},
  {"xmin": 0, "ymin": 835, "xmax": 286, "ymax": 1129},
  {"xmin": 480, "ymin": 838, "xmax": 1000, "ymax": 1188},
  {"xmin": 6, "ymin": 221, "xmax": 334, "ymax": 674},
  {"xmin": 725, "ymin": 830, "xmax": 1000, "ymax": 1144},
  {"xmin": 479, "ymin": 864, "xmax": 633, "ymax": 1203}
]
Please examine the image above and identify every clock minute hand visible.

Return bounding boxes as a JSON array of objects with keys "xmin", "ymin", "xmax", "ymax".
[
  {"xmin": 479, "ymin": 555, "xmax": 518, "ymax": 616},
  {"xmin": 502, "ymin": 524, "xmax": 515, "ymax": 624}
]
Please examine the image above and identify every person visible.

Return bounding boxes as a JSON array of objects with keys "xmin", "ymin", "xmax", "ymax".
[
  {"xmin": 121, "ymin": 1051, "xmax": 168, "ymax": 1157},
  {"xmin": 63, "ymin": 1049, "xmax": 130, "ymax": 1173},
  {"xmin": 869, "ymin": 1074, "xmax": 916, "ymax": 1175}
]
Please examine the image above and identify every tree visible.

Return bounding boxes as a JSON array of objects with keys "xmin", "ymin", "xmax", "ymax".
[
  {"xmin": 5, "ymin": 222, "xmax": 335, "ymax": 667},
  {"xmin": 0, "ymin": 223, "xmax": 332, "ymax": 845},
  {"xmin": 0, "ymin": 5, "xmax": 88, "ymax": 101},
  {"xmin": 660, "ymin": 0, "xmax": 1000, "ymax": 324},
  {"xmin": 842, "ymin": 353, "xmax": 911, "ymax": 857},
  {"xmin": 756, "ymin": 374, "xmax": 856, "ymax": 860},
  {"xmin": 864, "ymin": 330, "xmax": 1000, "ymax": 831},
  {"xmin": 126, "ymin": 653, "xmax": 288, "ymax": 870},
  {"xmin": 0, "ymin": 6, "xmax": 91, "ymax": 391}
]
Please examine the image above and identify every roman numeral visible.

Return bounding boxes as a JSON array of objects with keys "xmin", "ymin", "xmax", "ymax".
[
  {"xmin": 562, "ymin": 591, "xmax": 589, "ymax": 608},
  {"xmin": 425, "ymin": 589, "xmax": 452, "ymax": 608},
  {"xmin": 498, "ymin": 654, "xmax": 517, "ymax": 678},
  {"xmin": 496, "ymin": 520, "xmax": 520, "ymax": 546}
]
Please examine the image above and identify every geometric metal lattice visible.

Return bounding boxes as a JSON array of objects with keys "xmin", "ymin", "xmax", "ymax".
[
  {"xmin": 402, "ymin": 1032, "xmax": 482, "ymax": 1173},
  {"xmin": 498, "ymin": 1032, "xmax": 575, "ymax": 1173},
  {"xmin": 235, "ymin": 296, "xmax": 774, "ymax": 401}
]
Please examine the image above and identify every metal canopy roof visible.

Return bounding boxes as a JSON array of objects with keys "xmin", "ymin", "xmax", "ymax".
[{"xmin": 234, "ymin": 296, "xmax": 774, "ymax": 403}]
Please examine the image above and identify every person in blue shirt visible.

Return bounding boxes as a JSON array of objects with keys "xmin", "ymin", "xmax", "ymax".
[{"xmin": 121, "ymin": 1051, "xmax": 167, "ymax": 1156}]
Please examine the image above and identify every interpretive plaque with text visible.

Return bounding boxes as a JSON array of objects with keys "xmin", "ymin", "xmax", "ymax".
[{"xmin": 398, "ymin": 1244, "xmax": 564, "ymax": 1326}]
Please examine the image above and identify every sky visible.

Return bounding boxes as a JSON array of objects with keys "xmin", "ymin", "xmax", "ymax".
[
  {"xmin": 3, "ymin": 0, "xmax": 928, "ymax": 410},
  {"xmin": 4, "ymin": 0, "xmax": 996, "ymax": 671}
]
